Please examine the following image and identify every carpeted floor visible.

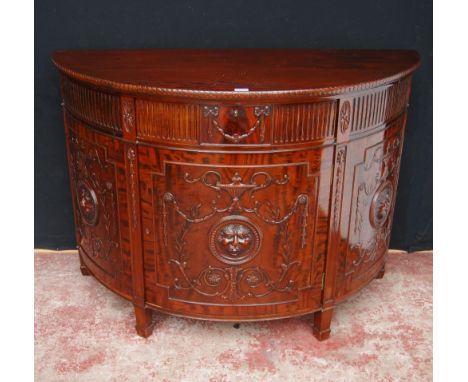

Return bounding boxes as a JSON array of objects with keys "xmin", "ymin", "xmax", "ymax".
[{"xmin": 34, "ymin": 250, "xmax": 432, "ymax": 382}]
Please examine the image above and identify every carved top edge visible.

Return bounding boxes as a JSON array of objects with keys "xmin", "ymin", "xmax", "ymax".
[{"xmin": 52, "ymin": 50, "xmax": 420, "ymax": 101}]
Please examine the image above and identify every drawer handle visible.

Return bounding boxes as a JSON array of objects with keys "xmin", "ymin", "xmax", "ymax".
[{"xmin": 203, "ymin": 106, "xmax": 271, "ymax": 143}]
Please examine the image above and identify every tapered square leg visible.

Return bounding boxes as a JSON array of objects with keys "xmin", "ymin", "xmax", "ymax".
[
  {"xmin": 134, "ymin": 306, "xmax": 154, "ymax": 338},
  {"xmin": 79, "ymin": 254, "xmax": 91, "ymax": 276},
  {"xmin": 312, "ymin": 308, "xmax": 333, "ymax": 341},
  {"xmin": 375, "ymin": 263, "xmax": 386, "ymax": 279}
]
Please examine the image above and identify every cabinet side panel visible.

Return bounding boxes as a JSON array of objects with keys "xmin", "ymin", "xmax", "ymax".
[
  {"xmin": 335, "ymin": 113, "xmax": 407, "ymax": 300},
  {"xmin": 64, "ymin": 112, "xmax": 132, "ymax": 299}
]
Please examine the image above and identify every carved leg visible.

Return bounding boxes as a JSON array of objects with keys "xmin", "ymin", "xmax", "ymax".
[
  {"xmin": 79, "ymin": 254, "xmax": 91, "ymax": 276},
  {"xmin": 375, "ymin": 263, "xmax": 386, "ymax": 279},
  {"xmin": 134, "ymin": 305, "xmax": 154, "ymax": 338},
  {"xmin": 312, "ymin": 308, "xmax": 333, "ymax": 341}
]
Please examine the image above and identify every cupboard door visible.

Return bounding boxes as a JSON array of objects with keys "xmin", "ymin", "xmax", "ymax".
[
  {"xmin": 138, "ymin": 147, "xmax": 330, "ymax": 316},
  {"xmin": 65, "ymin": 113, "xmax": 131, "ymax": 296}
]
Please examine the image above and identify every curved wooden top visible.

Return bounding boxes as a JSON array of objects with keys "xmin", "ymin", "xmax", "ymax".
[{"xmin": 52, "ymin": 49, "xmax": 420, "ymax": 100}]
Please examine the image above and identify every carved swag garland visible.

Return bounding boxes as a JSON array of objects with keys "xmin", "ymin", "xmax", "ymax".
[
  {"xmin": 162, "ymin": 170, "xmax": 309, "ymax": 301},
  {"xmin": 203, "ymin": 105, "xmax": 271, "ymax": 143}
]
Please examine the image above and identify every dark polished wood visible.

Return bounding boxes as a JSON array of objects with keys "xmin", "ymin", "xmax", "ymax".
[
  {"xmin": 53, "ymin": 49, "xmax": 420, "ymax": 341},
  {"xmin": 376, "ymin": 264, "xmax": 386, "ymax": 279},
  {"xmin": 78, "ymin": 253, "xmax": 91, "ymax": 276},
  {"xmin": 134, "ymin": 306, "xmax": 154, "ymax": 338},
  {"xmin": 313, "ymin": 308, "xmax": 334, "ymax": 341}
]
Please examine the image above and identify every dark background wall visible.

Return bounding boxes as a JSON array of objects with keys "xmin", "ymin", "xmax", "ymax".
[{"xmin": 35, "ymin": 0, "xmax": 433, "ymax": 250}]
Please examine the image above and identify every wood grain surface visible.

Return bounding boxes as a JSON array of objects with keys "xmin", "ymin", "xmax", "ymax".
[{"xmin": 54, "ymin": 49, "xmax": 419, "ymax": 340}]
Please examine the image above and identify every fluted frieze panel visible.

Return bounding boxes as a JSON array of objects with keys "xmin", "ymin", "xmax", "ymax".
[
  {"xmin": 271, "ymin": 102, "xmax": 338, "ymax": 144},
  {"xmin": 61, "ymin": 76, "xmax": 122, "ymax": 135},
  {"xmin": 351, "ymin": 77, "xmax": 411, "ymax": 134},
  {"xmin": 136, "ymin": 100, "xmax": 200, "ymax": 144}
]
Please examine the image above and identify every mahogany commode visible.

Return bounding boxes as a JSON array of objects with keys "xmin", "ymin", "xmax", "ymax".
[{"xmin": 52, "ymin": 49, "xmax": 420, "ymax": 340}]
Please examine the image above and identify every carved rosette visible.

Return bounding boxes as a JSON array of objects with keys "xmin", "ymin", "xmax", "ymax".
[
  {"xmin": 339, "ymin": 100, "xmax": 351, "ymax": 133},
  {"xmin": 209, "ymin": 215, "xmax": 262, "ymax": 265}
]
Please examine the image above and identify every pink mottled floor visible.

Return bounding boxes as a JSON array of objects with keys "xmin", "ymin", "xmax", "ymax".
[{"xmin": 35, "ymin": 251, "xmax": 432, "ymax": 382}]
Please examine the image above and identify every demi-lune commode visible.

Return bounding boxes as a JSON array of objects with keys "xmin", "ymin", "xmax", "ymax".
[{"xmin": 52, "ymin": 49, "xmax": 420, "ymax": 340}]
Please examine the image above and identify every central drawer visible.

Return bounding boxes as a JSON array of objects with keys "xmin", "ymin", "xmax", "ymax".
[{"xmin": 135, "ymin": 100, "xmax": 338, "ymax": 147}]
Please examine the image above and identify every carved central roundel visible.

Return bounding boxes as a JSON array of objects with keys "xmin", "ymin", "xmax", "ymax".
[
  {"xmin": 370, "ymin": 181, "xmax": 394, "ymax": 228},
  {"xmin": 77, "ymin": 181, "xmax": 98, "ymax": 226},
  {"xmin": 209, "ymin": 216, "xmax": 262, "ymax": 265}
]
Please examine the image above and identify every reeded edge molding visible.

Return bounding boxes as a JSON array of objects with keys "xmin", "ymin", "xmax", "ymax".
[{"xmin": 52, "ymin": 59, "xmax": 420, "ymax": 101}]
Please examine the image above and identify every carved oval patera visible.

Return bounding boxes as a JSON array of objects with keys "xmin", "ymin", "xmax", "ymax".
[
  {"xmin": 370, "ymin": 181, "xmax": 394, "ymax": 228},
  {"xmin": 340, "ymin": 100, "xmax": 351, "ymax": 133},
  {"xmin": 122, "ymin": 98, "xmax": 135, "ymax": 134},
  {"xmin": 77, "ymin": 180, "xmax": 99, "ymax": 226},
  {"xmin": 209, "ymin": 215, "xmax": 262, "ymax": 265}
]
